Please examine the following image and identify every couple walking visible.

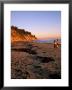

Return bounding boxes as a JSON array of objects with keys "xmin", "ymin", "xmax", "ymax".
[{"xmin": 54, "ymin": 39, "xmax": 59, "ymax": 48}]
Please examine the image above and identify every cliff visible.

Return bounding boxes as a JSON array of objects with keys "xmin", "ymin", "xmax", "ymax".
[{"xmin": 11, "ymin": 26, "xmax": 37, "ymax": 42}]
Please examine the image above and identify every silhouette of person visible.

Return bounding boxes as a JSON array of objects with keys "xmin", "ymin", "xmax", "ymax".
[
  {"xmin": 56, "ymin": 39, "xmax": 59, "ymax": 48},
  {"xmin": 54, "ymin": 40, "xmax": 57, "ymax": 48}
]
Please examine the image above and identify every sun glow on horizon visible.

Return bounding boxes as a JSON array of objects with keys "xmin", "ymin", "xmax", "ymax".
[
  {"xmin": 37, "ymin": 36, "xmax": 61, "ymax": 40},
  {"xmin": 33, "ymin": 32, "xmax": 61, "ymax": 40}
]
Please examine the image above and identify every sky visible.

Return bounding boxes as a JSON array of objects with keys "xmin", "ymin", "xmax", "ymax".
[{"xmin": 11, "ymin": 11, "xmax": 61, "ymax": 40}]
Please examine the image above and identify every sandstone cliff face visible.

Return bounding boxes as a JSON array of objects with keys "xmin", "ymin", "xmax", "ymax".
[{"xmin": 11, "ymin": 26, "xmax": 37, "ymax": 42}]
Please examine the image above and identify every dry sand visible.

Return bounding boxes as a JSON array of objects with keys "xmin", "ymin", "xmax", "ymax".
[{"xmin": 11, "ymin": 41, "xmax": 61, "ymax": 79}]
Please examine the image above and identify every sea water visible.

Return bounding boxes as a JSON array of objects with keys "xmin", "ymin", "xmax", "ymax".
[{"xmin": 33, "ymin": 38, "xmax": 61, "ymax": 43}]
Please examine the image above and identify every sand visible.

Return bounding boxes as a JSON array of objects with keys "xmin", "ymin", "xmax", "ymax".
[{"xmin": 11, "ymin": 41, "xmax": 61, "ymax": 79}]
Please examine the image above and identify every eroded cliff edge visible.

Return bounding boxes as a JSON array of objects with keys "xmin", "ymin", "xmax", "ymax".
[{"xmin": 11, "ymin": 26, "xmax": 37, "ymax": 42}]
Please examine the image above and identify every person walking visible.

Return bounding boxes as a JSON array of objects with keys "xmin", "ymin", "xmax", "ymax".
[
  {"xmin": 56, "ymin": 39, "xmax": 59, "ymax": 48},
  {"xmin": 54, "ymin": 40, "xmax": 57, "ymax": 48}
]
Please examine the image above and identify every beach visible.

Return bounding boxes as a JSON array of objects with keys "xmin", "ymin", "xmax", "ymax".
[{"xmin": 11, "ymin": 41, "xmax": 61, "ymax": 79}]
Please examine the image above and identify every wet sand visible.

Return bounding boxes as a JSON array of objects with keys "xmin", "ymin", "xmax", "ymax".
[{"xmin": 11, "ymin": 41, "xmax": 61, "ymax": 79}]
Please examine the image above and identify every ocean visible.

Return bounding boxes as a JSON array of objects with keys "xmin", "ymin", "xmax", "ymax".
[{"xmin": 33, "ymin": 38, "xmax": 61, "ymax": 43}]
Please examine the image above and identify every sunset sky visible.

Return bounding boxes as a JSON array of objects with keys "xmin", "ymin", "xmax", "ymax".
[{"xmin": 11, "ymin": 11, "xmax": 61, "ymax": 40}]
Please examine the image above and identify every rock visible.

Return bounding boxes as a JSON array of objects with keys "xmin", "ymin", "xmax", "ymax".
[{"xmin": 36, "ymin": 56, "xmax": 55, "ymax": 63}]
